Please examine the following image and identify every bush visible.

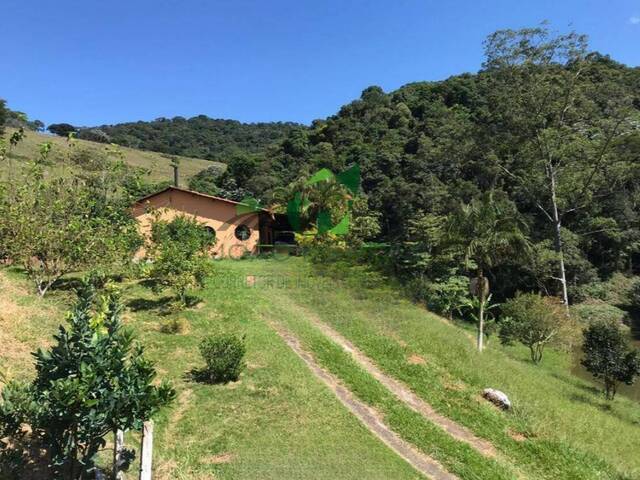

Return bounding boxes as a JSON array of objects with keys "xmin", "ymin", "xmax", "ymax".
[
  {"xmin": 570, "ymin": 274, "xmax": 638, "ymax": 306},
  {"xmin": 571, "ymin": 300, "xmax": 628, "ymax": 326},
  {"xmin": 581, "ymin": 321, "xmax": 640, "ymax": 400},
  {"xmin": 500, "ymin": 293, "xmax": 577, "ymax": 364},
  {"xmin": 0, "ymin": 284, "xmax": 175, "ymax": 478},
  {"xmin": 198, "ymin": 333, "xmax": 246, "ymax": 383},
  {"xmin": 160, "ymin": 317, "xmax": 189, "ymax": 334},
  {"xmin": 630, "ymin": 280, "xmax": 640, "ymax": 311},
  {"xmin": 406, "ymin": 275, "xmax": 470, "ymax": 320},
  {"xmin": 147, "ymin": 214, "xmax": 215, "ymax": 306}
]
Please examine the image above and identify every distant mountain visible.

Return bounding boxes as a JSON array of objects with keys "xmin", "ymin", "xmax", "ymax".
[{"xmin": 77, "ymin": 116, "xmax": 305, "ymax": 161}]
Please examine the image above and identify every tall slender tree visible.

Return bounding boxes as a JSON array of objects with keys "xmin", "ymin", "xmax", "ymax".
[
  {"xmin": 448, "ymin": 191, "xmax": 529, "ymax": 351},
  {"xmin": 482, "ymin": 25, "xmax": 636, "ymax": 307}
]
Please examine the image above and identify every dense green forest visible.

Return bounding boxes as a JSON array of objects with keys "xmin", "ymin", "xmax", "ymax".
[{"xmin": 75, "ymin": 116, "xmax": 303, "ymax": 161}]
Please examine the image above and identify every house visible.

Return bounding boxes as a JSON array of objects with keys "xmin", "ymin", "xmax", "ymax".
[{"xmin": 132, "ymin": 186, "xmax": 293, "ymax": 258}]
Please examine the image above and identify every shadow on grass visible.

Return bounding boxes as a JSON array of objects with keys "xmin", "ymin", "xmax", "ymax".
[
  {"xmin": 52, "ymin": 274, "xmax": 126, "ymax": 293},
  {"xmin": 51, "ymin": 277, "xmax": 84, "ymax": 292},
  {"xmin": 126, "ymin": 295, "xmax": 175, "ymax": 312},
  {"xmin": 568, "ymin": 392, "xmax": 640, "ymax": 426},
  {"xmin": 127, "ymin": 295, "xmax": 201, "ymax": 315},
  {"xmin": 185, "ymin": 368, "xmax": 239, "ymax": 385},
  {"xmin": 551, "ymin": 371, "xmax": 601, "ymax": 396}
]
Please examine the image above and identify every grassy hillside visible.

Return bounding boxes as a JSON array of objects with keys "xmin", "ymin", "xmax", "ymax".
[
  {"xmin": 1, "ymin": 258, "xmax": 639, "ymax": 479},
  {"xmin": 2, "ymin": 128, "xmax": 217, "ymax": 183}
]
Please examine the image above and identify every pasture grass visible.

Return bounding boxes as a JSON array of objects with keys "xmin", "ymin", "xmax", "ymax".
[{"xmin": 2, "ymin": 128, "xmax": 216, "ymax": 183}]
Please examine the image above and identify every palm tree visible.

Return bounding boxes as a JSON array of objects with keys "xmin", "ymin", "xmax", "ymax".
[
  {"xmin": 271, "ymin": 173, "xmax": 352, "ymax": 236},
  {"xmin": 448, "ymin": 191, "xmax": 530, "ymax": 351}
]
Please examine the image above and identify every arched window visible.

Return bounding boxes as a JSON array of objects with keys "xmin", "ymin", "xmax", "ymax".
[
  {"xmin": 234, "ymin": 224, "xmax": 251, "ymax": 241},
  {"xmin": 203, "ymin": 226, "xmax": 216, "ymax": 240}
]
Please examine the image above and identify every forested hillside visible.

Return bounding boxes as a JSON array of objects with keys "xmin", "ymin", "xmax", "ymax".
[
  {"xmin": 212, "ymin": 28, "xmax": 640, "ymax": 307},
  {"xmin": 76, "ymin": 116, "xmax": 303, "ymax": 161}
]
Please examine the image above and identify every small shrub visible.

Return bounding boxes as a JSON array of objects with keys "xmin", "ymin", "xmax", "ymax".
[
  {"xmin": 160, "ymin": 317, "xmax": 189, "ymax": 334},
  {"xmin": 0, "ymin": 284, "xmax": 175, "ymax": 478},
  {"xmin": 581, "ymin": 321, "xmax": 640, "ymax": 400},
  {"xmin": 571, "ymin": 300, "xmax": 628, "ymax": 326},
  {"xmin": 426, "ymin": 276, "xmax": 469, "ymax": 320},
  {"xmin": 500, "ymin": 293, "xmax": 577, "ymax": 364},
  {"xmin": 406, "ymin": 275, "xmax": 470, "ymax": 320},
  {"xmin": 198, "ymin": 334, "xmax": 246, "ymax": 383},
  {"xmin": 147, "ymin": 214, "xmax": 215, "ymax": 307}
]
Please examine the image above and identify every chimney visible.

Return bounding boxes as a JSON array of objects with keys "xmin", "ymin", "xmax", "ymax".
[{"xmin": 172, "ymin": 164, "xmax": 179, "ymax": 187}]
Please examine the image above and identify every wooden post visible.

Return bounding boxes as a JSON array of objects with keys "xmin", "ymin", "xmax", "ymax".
[
  {"xmin": 139, "ymin": 421, "xmax": 154, "ymax": 480},
  {"xmin": 114, "ymin": 429, "xmax": 125, "ymax": 480}
]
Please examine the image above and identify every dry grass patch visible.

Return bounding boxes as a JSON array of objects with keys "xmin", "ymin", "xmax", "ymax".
[
  {"xmin": 0, "ymin": 271, "xmax": 60, "ymax": 376},
  {"xmin": 407, "ymin": 353, "xmax": 426, "ymax": 365},
  {"xmin": 202, "ymin": 453, "xmax": 235, "ymax": 465}
]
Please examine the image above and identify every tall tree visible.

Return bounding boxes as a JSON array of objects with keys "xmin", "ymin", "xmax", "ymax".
[
  {"xmin": 448, "ymin": 191, "xmax": 529, "ymax": 351},
  {"xmin": 482, "ymin": 25, "xmax": 636, "ymax": 307},
  {"xmin": 47, "ymin": 123, "xmax": 78, "ymax": 137},
  {"xmin": 0, "ymin": 99, "xmax": 7, "ymax": 135}
]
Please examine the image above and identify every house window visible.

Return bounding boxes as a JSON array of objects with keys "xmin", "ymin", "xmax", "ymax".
[
  {"xmin": 235, "ymin": 224, "xmax": 251, "ymax": 241},
  {"xmin": 203, "ymin": 226, "xmax": 216, "ymax": 240}
]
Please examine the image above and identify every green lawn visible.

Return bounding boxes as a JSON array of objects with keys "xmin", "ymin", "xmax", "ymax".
[
  {"xmin": 2, "ymin": 257, "xmax": 639, "ymax": 479},
  {"xmin": 224, "ymin": 258, "xmax": 640, "ymax": 480}
]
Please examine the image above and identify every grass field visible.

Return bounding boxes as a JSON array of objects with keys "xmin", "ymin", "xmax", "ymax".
[
  {"xmin": 2, "ymin": 128, "xmax": 217, "ymax": 183},
  {"xmin": 1, "ymin": 258, "xmax": 639, "ymax": 479}
]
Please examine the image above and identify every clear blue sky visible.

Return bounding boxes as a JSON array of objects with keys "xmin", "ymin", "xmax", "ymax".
[{"xmin": 2, "ymin": 0, "xmax": 639, "ymax": 127}]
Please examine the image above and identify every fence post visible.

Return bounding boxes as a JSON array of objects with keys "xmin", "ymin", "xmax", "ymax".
[
  {"xmin": 139, "ymin": 421, "xmax": 154, "ymax": 480},
  {"xmin": 114, "ymin": 429, "xmax": 125, "ymax": 480}
]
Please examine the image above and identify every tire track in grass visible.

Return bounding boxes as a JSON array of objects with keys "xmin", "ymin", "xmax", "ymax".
[
  {"xmin": 266, "ymin": 318, "xmax": 458, "ymax": 480},
  {"xmin": 273, "ymin": 291, "xmax": 498, "ymax": 458}
]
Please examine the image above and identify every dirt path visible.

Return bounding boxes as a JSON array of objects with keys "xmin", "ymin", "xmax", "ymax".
[
  {"xmin": 275, "ymin": 294, "xmax": 497, "ymax": 458},
  {"xmin": 267, "ymin": 318, "xmax": 458, "ymax": 480}
]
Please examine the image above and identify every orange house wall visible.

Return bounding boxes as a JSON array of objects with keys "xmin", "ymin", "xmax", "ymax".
[{"xmin": 132, "ymin": 189, "xmax": 261, "ymax": 258}]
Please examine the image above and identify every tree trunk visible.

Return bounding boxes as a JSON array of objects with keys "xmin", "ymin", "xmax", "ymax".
[
  {"xmin": 476, "ymin": 270, "xmax": 486, "ymax": 352},
  {"xmin": 114, "ymin": 429, "xmax": 125, "ymax": 480},
  {"xmin": 550, "ymin": 170, "xmax": 570, "ymax": 310},
  {"xmin": 477, "ymin": 297, "xmax": 484, "ymax": 352}
]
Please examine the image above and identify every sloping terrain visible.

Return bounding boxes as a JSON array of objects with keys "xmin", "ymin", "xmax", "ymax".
[
  {"xmin": 2, "ymin": 128, "xmax": 217, "ymax": 183},
  {"xmin": 1, "ymin": 259, "xmax": 639, "ymax": 479}
]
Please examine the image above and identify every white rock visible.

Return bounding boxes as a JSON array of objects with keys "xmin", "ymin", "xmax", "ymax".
[{"xmin": 482, "ymin": 388, "xmax": 511, "ymax": 409}]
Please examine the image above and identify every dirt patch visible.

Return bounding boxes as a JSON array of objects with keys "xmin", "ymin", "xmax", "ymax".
[
  {"xmin": 155, "ymin": 458, "xmax": 179, "ymax": 480},
  {"xmin": 203, "ymin": 452, "xmax": 235, "ymax": 464},
  {"xmin": 407, "ymin": 354, "xmax": 426, "ymax": 365},
  {"xmin": 442, "ymin": 379, "xmax": 466, "ymax": 392},
  {"xmin": 0, "ymin": 272, "xmax": 56, "ymax": 373},
  {"xmin": 507, "ymin": 429, "xmax": 528, "ymax": 442}
]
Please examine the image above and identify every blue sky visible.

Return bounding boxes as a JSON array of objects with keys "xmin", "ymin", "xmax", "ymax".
[{"xmin": 2, "ymin": 0, "xmax": 639, "ymax": 126}]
